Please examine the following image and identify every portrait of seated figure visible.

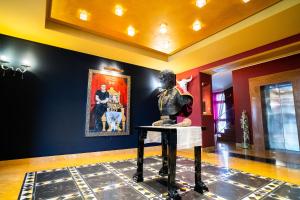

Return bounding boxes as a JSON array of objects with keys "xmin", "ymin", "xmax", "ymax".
[
  {"xmin": 85, "ymin": 69, "xmax": 130, "ymax": 137},
  {"xmin": 102, "ymin": 87, "xmax": 125, "ymax": 132}
]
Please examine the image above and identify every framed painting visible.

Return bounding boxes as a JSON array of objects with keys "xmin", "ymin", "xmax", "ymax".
[{"xmin": 85, "ymin": 69, "xmax": 131, "ymax": 136}]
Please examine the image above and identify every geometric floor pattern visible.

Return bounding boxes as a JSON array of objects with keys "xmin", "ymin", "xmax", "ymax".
[{"xmin": 18, "ymin": 156, "xmax": 300, "ymax": 200}]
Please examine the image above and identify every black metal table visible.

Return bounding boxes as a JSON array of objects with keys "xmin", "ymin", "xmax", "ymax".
[{"xmin": 133, "ymin": 126, "xmax": 208, "ymax": 199}]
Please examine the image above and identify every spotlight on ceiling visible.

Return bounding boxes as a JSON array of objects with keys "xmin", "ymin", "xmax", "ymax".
[
  {"xmin": 159, "ymin": 23, "xmax": 168, "ymax": 34},
  {"xmin": 79, "ymin": 9, "xmax": 89, "ymax": 21},
  {"xmin": 115, "ymin": 5, "xmax": 124, "ymax": 16},
  {"xmin": 193, "ymin": 20, "xmax": 202, "ymax": 31},
  {"xmin": 243, "ymin": 0, "xmax": 251, "ymax": 3},
  {"xmin": 162, "ymin": 40, "xmax": 170, "ymax": 50},
  {"xmin": 127, "ymin": 25, "xmax": 136, "ymax": 37},
  {"xmin": 196, "ymin": 0, "xmax": 207, "ymax": 8}
]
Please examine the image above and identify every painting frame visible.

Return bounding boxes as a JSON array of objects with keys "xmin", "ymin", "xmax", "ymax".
[{"xmin": 85, "ymin": 69, "xmax": 131, "ymax": 137}]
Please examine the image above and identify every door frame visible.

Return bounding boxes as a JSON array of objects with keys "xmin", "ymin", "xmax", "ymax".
[{"xmin": 249, "ymin": 68, "xmax": 300, "ymax": 151}]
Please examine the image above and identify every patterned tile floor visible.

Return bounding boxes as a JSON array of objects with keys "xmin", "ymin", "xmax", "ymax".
[{"xmin": 19, "ymin": 156, "xmax": 300, "ymax": 200}]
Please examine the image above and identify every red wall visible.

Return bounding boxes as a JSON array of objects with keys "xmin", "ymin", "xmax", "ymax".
[
  {"xmin": 176, "ymin": 34, "xmax": 300, "ymax": 146},
  {"xmin": 196, "ymin": 34, "xmax": 300, "ymax": 71},
  {"xmin": 232, "ymin": 53, "xmax": 300, "ymax": 143},
  {"xmin": 177, "ymin": 68, "xmax": 201, "ymax": 125},
  {"xmin": 200, "ymin": 73, "xmax": 215, "ymax": 147},
  {"xmin": 177, "ymin": 69, "xmax": 215, "ymax": 147}
]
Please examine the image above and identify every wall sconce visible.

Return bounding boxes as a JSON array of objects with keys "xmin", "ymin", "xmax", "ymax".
[
  {"xmin": 99, "ymin": 62, "xmax": 124, "ymax": 75},
  {"xmin": 0, "ymin": 55, "xmax": 13, "ymax": 76},
  {"xmin": 102, "ymin": 65, "xmax": 124, "ymax": 73},
  {"xmin": 0, "ymin": 55, "xmax": 31, "ymax": 79}
]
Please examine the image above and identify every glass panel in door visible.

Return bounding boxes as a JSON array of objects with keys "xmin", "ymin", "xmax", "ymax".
[
  {"xmin": 279, "ymin": 83, "xmax": 299, "ymax": 151},
  {"xmin": 261, "ymin": 82, "xmax": 299, "ymax": 152}
]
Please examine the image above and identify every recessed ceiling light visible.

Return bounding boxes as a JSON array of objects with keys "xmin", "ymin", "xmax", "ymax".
[
  {"xmin": 196, "ymin": 0, "xmax": 206, "ymax": 8},
  {"xmin": 159, "ymin": 23, "xmax": 168, "ymax": 34},
  {"xmin": 79, "ymin": 9, "xmax": 89, "ymax": 21},
  {"xmin": 127, "ymin": 25, "xmax": 135, "ymax": 37},
  {"xmin": 115, "ymin": 5, "xmax": 124, "ymax": 16},
  {"xmin": 162, "ymin": 40, "xmax": 170, "ymax": 50},
  {"xmin": 243, "ymin": 0, "xmax": 250, "ymax": 3},
  {"xmin": 193, "ymin": 20, "xmax": 202, "ymax": 31}
]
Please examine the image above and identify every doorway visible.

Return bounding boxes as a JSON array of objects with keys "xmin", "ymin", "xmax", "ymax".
[{"xmin": 212, "ymin": 70, "xmax": 235, "ymax": 143}]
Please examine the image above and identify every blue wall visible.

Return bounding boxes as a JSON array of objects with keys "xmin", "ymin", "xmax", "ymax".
[{"xmin": 0, "ymin": 34, "xmax": 160, "ymax": 160}]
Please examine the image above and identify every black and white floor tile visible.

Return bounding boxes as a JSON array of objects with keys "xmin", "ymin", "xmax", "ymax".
[{"xmin": 18, "ymin": 156, "xmax": 300, "ymax": 200}]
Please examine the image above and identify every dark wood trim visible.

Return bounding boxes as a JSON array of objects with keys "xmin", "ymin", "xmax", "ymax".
[{"xmin": 45, "ymin": 0, "xmax": 52, "ymax": 23}]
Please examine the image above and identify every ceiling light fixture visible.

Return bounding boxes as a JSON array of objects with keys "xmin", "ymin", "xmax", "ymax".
[
  {"xmin": 127, "ymin": 25, "xmax": 135, "ymax": 37},
  {"xmin": 193, "ymin": 20, "xmax": 202, "ymax": 31},
  {"xmin": 163, "ymin": 40, "xmax": 170, "ymax": 50},
  {"xmin": 243, "ymin": 0, "xmax": 251, "ymax": 3},
  {"xmin": 79, "ymin": 9, "xmax": 89, "ymax": 21},
  {"xmin": 159, "ymin": 23, "xmax": 168, "ymax": 34},
  {"xmin": 196, "ymin": 0, "xmax": 207, "ymax": 8},
  {"xmin": 115, "ymin": 5, "xmax": 124, "ymax": 16}
]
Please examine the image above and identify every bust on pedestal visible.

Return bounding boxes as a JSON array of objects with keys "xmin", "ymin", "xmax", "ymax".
[{"xmin": 133, "ymin": 70, "xmax": 208, "ymax": 200}]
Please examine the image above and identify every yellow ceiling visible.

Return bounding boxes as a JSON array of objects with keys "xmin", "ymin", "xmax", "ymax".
[
  {"xmin": 0, "ymin": 0, "xmax": 300, "ymax": 73},
  {"xmin": 49, "ymin": 0, "xmax": 280, "ymax": 55}
]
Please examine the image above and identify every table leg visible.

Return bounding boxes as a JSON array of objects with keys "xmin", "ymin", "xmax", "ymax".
[
  {"xmin": 133, "ymin": 129, "xmax": 146, "ymax": 182},
  {"xmin": 159, "ymin": 131, "xmax": 168, "ymax": 176},
  {"xmin": 167, "ymin": 131, "xmax": 180, "ymax": 200},
  {"xmin": 194, "ymin": 146, "xmax": 209, "ymax": 193}
]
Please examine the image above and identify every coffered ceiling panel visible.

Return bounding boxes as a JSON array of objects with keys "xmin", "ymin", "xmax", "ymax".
[{"xmin": 48, "ymin": 0, "xmax": 281, "ymax": 56}]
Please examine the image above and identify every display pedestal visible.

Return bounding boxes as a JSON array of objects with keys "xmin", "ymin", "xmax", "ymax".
[{"xmin": 133, "ymin": 126, "xmax": 208, "ymax": 199}]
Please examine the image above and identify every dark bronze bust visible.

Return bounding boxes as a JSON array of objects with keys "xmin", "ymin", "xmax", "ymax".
[{"xmin": 153, "ymin": 70, "xmax": 193, "ymax": 126}]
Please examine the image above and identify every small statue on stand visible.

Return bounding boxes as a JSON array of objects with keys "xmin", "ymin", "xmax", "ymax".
[
  {"xmin": 152, "ymin": 70, "xmax": 193, "ymax": 127},
  {"xmin": 240, "ymin": 110, "xmax": 250, "ymax": 149}
]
